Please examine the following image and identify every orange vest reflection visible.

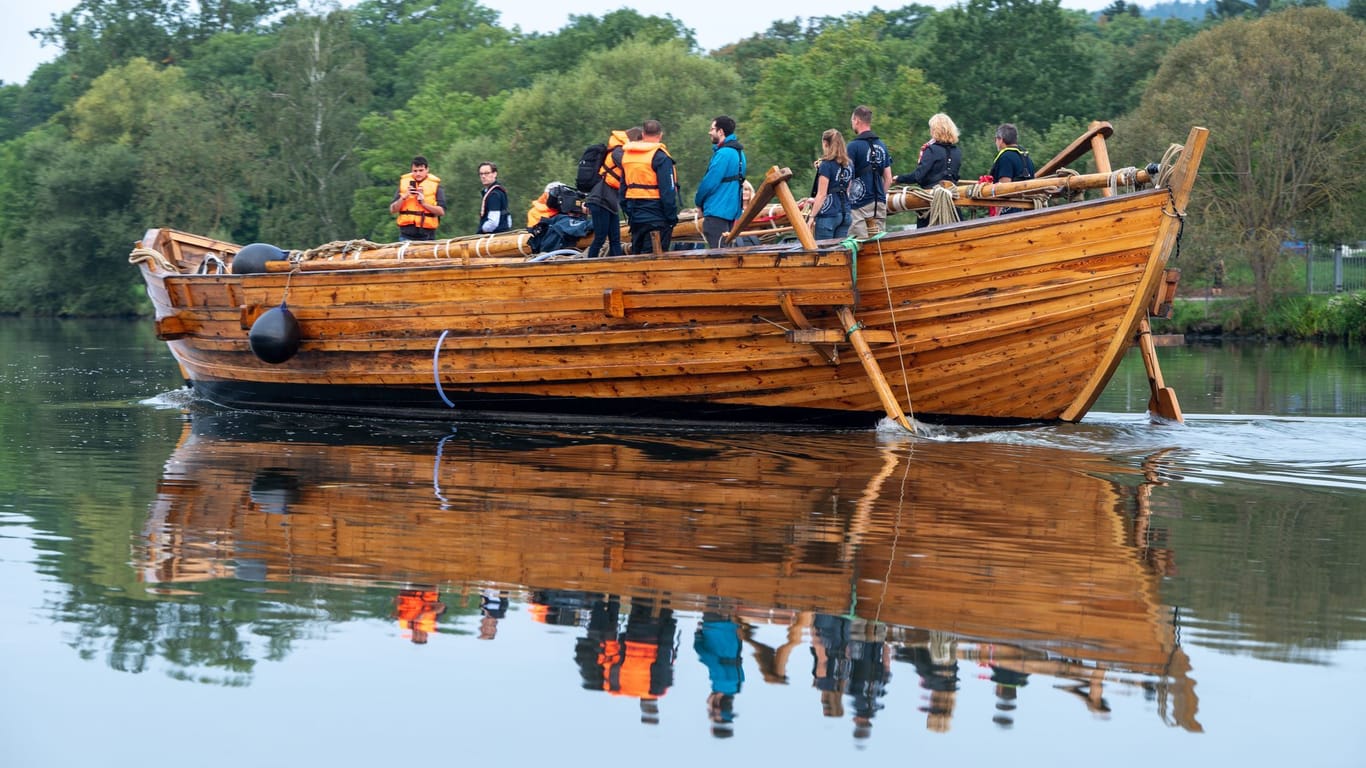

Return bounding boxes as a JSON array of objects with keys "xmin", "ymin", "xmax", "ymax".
[{"xmin": 395, "ymin": 589, "xmax": 446, "ymax": 644}]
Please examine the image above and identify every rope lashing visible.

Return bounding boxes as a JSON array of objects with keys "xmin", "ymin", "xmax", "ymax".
[{"xmin": 128, "ymin": 246, "xmax": 179, "ymax": 272}]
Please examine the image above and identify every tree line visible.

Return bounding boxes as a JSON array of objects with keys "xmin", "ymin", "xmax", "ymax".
[{"xmin": 0, "ymin": 0, "xmax": 1362, "ymax": 315}]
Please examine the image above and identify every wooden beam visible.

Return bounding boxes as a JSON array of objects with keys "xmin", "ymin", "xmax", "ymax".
[
  {"xmin": 787, "ymin": 328, "xmax": 895, "ymax": 345},
  {"xmin": 602, "ymin": 288, "xmax": 624, "ymax": 318},
  {"xmin": 1090, "ymin": 121, "xmax": 1114, "ymax": 197},
  {"xmin": 726, "ymin": 166, "xmax": 794, "ymax": 244},
  {"xmin": 779, "ymin": 293, "xmax": 839, "ymax": 364},
  {"xmin": 155, "ymin": 314, "xmax": 191, "ymax": 341},
  {"xmin": 1037, "ymin": 121, "xmax": 1114, "ymax": 177}
]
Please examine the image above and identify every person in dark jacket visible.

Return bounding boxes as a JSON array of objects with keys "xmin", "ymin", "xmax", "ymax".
[
  {"xmin": 584, "ymin": 127, "xmax": 642, "ymax": 258},
  {"xmin": 621, "ymin": 119, "xmax": 679, "ymax": 254},
  {"xmin": 894, "ymin": 113, "xmax": 963, "ymax": 228},
  {"xmin": 476, "ymin": 162, "xmax": 512, "ymax": 234},
  {"xmin": 988, "ymin": 123, "xmax": 1035, "ymax": 215},
  {"xmin": 846, "ymin": 105, "xmax": 893, "ymax": 238}
]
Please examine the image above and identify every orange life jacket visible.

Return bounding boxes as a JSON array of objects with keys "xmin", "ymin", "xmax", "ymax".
[
  {"xmin": 526, "ymin": 193, "xmax": 553, "ymax": 228},
  {"xmin": 396, "ymin": 173, "xmax": 442, "ymax": 230},
  {"xmin": 621, "ymin": 141, "xmax": 675, "ymax": 200},
  {"xmin": 598, "ymin": 639, "xmax": 663, "ymax": 698},
  {"xmin": 601, "ymin": 130, "xmax": 630, "ymax": 190}
]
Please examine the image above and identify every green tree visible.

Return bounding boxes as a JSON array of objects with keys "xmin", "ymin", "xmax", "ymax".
[
  {"xmin": 64, "ymin": 57, "xmax": 198, "ymax": 145},
  {"xmin": 252, "ymin": 11, "xmax": 372, "ymax": 245},
  {"xmin": 1084, "ymin": 13, "xmax": 1197, "ymax": 120},
  {"xmin": 492, "ymin": 40, "xmax": 743, "ymax": 225},
  {"xmin": 1123, "ymin": 7, "xmax": 1366, "ymax": 306},
  {"xmin": 347, "ymin": 0, "xmax": 503, "ymax": 109},
  {"xmin": 746, "ymin": 17, "xmax": 941, "ymax": 183},
  {"xmin": 912, "ymin": 0, "xmax": 1097, "ymax": 136}
]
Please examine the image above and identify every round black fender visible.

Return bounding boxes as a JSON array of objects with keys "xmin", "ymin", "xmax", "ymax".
[
  {"xmin": 232, "ymin": 242, "xmax": 285, "ymax": 274},
  {"xmin": 249, "ymin": 468, "xmax": 301, "ymax": 514},
  {"xmin": 249, "ymin": 303, "xmax": 301, "ymax": 364}
]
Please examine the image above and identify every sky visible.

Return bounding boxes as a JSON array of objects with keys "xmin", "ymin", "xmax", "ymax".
[{"xmin": 2, "ymin": 0, "xmax": 1116, "ymax": 86}]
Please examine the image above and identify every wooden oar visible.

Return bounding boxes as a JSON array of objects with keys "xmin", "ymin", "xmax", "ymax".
[
  {"xmin": 836, "ymin": 306, "xmax": 913, "ymax": 432},
  {"xmin": 1136, "ymin": 317, "xmax": 1183, "ymax": 423}
]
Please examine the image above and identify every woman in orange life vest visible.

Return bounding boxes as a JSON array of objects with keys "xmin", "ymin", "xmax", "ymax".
[
  {"xmin": 584, "ymin": 126, "xmax": 642, "ymax": 258},
  {"xmin": 389, "ymin": 155, "xmax": 446, "ymax": 241}
]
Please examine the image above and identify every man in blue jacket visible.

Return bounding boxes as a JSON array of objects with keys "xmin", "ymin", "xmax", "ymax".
[{"xmin": 693, "ymin": 115, "xmax": 747, "ymax": 248}]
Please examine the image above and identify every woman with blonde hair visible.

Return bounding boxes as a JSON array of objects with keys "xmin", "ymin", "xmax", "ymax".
[
  {"xmin": 894, "ymin": 112, "xmax": 963, "ymax": 227},
  {"xmin": 807, "ymin": 129, "xmax": 853, "ymax": 240}
]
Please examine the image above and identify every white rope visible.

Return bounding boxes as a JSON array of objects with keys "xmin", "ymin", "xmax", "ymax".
[{"xmin": 127, "ymin": 246, "xmax": 178, "ymax": 272}]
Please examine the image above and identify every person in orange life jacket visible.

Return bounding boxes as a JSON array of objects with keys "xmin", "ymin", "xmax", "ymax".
[
  {"xmin": 620, "ymin": 119, "xmax": 679, "ymax": 255},
  {"xmin": 476, "ymin": 162, "xmax": 512, "ymax": 234},
  {"xmin": 585, "ymin": 126, "xmax": 642, "ymax": 258},
  {"xmin": 693, "ymin": 115, "xmax": 747, "ymax": 248},
  {"xmin": 394, "ymin": 588, "xmax": 446, "ymax": 644},
  {"xmin": 988, "ymin": 123, "xmax": 1034, "ymax": 215},
  {"xmin": 847, "ymin": 105, "xmax": 894, "ymax": 238},
  {"xmin": 599, "ymin": 600, "xmax": 677, "ymax": 702},
  {"xmin": 389, "ymin": 156, "xmax": 446, "ymax": 241},
  {"xmin": 526, "ymin": 182, "xmax": 558, "ymax": 229},
  {"xmin": 894, "ymin": 112, "xmax": 963, "ymax": 228}
]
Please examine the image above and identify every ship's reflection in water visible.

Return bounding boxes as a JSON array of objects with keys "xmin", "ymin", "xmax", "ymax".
[{"xmin": 140, "ymin": 414, "xmax": 1199, "ymax": 736}]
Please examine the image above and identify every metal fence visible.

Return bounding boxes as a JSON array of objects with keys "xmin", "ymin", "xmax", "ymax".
[{"xmin": 1304, "ymin": 243, "xmax": 1366, "ymax": 294}]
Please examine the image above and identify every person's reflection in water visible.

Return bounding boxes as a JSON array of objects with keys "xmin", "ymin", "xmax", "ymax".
[
  {"xmin": 810, "ymin": 613, "xmax": 852, "ymax": 719},
  {"xmin": 898, "ymin": 630, "xmax": 960, "ymax": 732},
  {"xmin": 989, "ymin": 664, "xmax": 1030, "ymax": 728},
  {"xmin": 574, "ymin": 596, "xmax": 621, "ymax": 693},
  {"xmin": 695, "ymin": 610, "xmax": 745, "ymax": 738},
  {"xmin": 394, "ymin": 587, "xmax": 446, "ymax": 645},
  {"xmin": 479, "ymin": 589, "xmax": 509, "ymax": 640},
  {"xmin": 847, "ymin": 620, "xmax": 892, "ymax": 741},
  {"xmin": 576, "ymin": 596, "xmax": 678, "ymax": 725}
]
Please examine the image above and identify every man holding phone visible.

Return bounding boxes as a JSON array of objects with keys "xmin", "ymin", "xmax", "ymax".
[{"xmin": 389, "ymin": 155, "xmax": 446, "ymax": 241}]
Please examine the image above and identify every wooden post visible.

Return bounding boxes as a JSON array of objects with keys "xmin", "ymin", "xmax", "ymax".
[
  {"xmin": 1037, "ymin": 121, "xmax": 1113, "ymax": 177},
  {"xmin": 836, "ymin": 306, "xmax": 913, "ymax": 432},
  {"xmin": 1136, "ymin": 316, "xmax": 1183, "ymax": 423},
  {"xmin": 1089, "ymin": 121, "xmax": 1114, "ymax": 197},
  {"xmin": 774, "ymin": 175, "xmax": 818, "ymax": 251}
]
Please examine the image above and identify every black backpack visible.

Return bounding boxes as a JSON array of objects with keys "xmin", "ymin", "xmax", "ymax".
[{"xmin": 575, "ymin": 143, "xmax": 609, "ymax": 192}]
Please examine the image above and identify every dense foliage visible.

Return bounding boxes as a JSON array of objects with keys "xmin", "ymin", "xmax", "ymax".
[{"xmin": 0, "ymin": 0, "xmax": 1362, "ymax": 318}]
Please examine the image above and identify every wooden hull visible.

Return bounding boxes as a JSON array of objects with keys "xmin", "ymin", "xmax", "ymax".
[{"xmin": 132, "ymin": 129, "xmax": 1206, "ymax": 426}]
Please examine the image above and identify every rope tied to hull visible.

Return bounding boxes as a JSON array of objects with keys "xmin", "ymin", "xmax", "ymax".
[
  {"xmin": 1157, "ymin": 142, "xmax": 1184, "ymax": 188},
  {"xmin": 128, "ymin": 246, "xmax": 179, "ymax": 272},
  {"xmin": 294, "ymin": 239, "xmax": 383, "ymax": 262},
  {"xmin": 1107, "ymin": 166, "xmax": 1141, "ymax": 196}
]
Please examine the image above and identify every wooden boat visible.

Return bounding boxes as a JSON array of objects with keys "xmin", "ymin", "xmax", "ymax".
[
  {"xmin": 140, "ymin": 416, "xmax": 1199, "ymax": 730},
  {"xmin": 130, "ymin": 125, "xmax": 1205, "ymax": 428}
]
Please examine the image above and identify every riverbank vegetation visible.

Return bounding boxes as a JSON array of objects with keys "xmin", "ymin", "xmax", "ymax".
[
  {"xmin": 0, "ymin": 0, "xmax": 1363, "ymax": 331},
  {"xmin": 1161, "ymin": 292, "xmax": 1366, "ymax": 342}
]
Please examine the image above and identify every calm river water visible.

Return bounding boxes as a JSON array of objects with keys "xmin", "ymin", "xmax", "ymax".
[{"xmin": 2, "ymin": 318, "xmax": 1363, "ymax": 767}]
